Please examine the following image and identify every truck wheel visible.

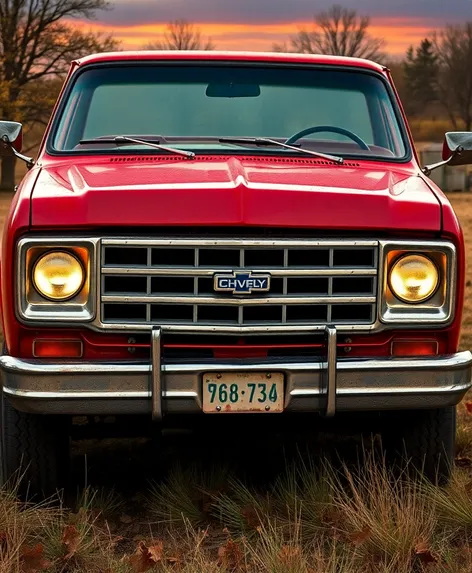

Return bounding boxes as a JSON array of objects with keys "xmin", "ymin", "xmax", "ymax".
[
  {"xmin": 382, "ymin": 407, "xmax": 456, "ymax": 485},
  {"xmin": 0, "ymin": 391, "xmax": 70, "ymax": 498}
]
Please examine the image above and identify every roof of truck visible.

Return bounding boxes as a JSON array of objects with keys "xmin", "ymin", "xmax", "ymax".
[{"xmin": 75, "ymin": 50, "xmax": 386, "ymax": 73}]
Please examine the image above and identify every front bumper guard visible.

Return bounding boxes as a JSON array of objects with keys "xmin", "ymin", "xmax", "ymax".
[{"xmin": 1, "ymin": 326, "xmax": 471, "ymax": 416}]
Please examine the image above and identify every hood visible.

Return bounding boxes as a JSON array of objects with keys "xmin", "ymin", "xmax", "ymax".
[{"xmin": 30, "ymin": 155, "xmax": 441, "ymax": 232}]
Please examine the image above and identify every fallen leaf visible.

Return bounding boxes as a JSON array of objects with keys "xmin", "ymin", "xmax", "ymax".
[
  {"xmin": 127, "ymin": 541, "xmax": 155, "ymax": 573},
  {"xmin": 120, "ymin": 514, "xmax": 133, "ymax": 524},
  {"xmin": 415, "ymin": 540, "xmax": 439, "ymax": 564},
  {"xmin": 62, "ymin": 524, "xmax": 81, "ymax": 559},
  {"xmin": 349, "ymin": 525, "xmax": 372, "ymax": 546},
  {"xmin": 465, "ymin": 401, "xmax": 472, "ymax": 414},
  {"xmin": 217, "ymin": 539, "xmax": 244, "ymax": 571},
  {"xmin": 20, "ymin": 544, "xmax": 51, "ymax": 573},
  {"xmin": 166, "ymin": 555, "xmax": 180, "ymax": 567},
  {"xmin": 278, "ymin": 545, "xmax": 301, "ymax": 565},
  {"xmin": 148, "ymin": 541, "xmax": 164, "ymax": 563}
]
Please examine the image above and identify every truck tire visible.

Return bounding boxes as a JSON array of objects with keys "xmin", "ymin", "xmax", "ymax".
[
  {"xmin": 382, "ymin": 407, "xmax": 456, "ymax": 484},
  {"xmin": 0, "ymin": 391, "xmax": 70, "ymax": 498}
]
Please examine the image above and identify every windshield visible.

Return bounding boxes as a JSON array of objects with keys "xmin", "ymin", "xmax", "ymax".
[{"xmin": 51, "ymin": 63, "xmax": 408, "ymax": 160}]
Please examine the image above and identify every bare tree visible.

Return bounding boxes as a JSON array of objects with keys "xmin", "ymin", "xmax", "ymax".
[
  {"xmin": 146, "ymin": 19, "xmax": 215, "ymax": 51},
  {"xmin": 432, "ymin": 24, "xmax": 472, "ymax": 131},
  {"xmin": 0, "ymin": 0, "xmax": 119, "ymax": 189},
  {"xmin": 274, "ymin": 5, "xmax": 385, "ymax": 61}
]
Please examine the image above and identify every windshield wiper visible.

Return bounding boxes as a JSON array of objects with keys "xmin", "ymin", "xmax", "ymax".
[
  {"xmin": 219, "ymin": 137, "xmax": 343, "ymax": 164},
  {"xmin": 78, "ymin": 136, "xmax": 195, "ymax": 159}
]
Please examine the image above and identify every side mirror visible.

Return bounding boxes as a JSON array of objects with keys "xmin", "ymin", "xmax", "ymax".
[
  {"xmin": 0, "ymin": 120, "xmax": 23, "ymax": 154},
  {"xmin": 0, "ymin": 120, "xmax": 33, "ymax": 167},
  {"xmin": 423, "ymin": 131, "xmax": 472, "ymax": 176},
  {"xmin": 442, "ymin": 132, "xmax": 472, "ymax": 166}
]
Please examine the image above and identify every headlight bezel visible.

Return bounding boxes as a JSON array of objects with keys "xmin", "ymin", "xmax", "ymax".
[
  {"xmin": 17, "ymin": 238, "xmax": 98, "ymax": 323},
  {"xmin": 380, "ymin": 240, "xmax": 456, "ymax": 325}
]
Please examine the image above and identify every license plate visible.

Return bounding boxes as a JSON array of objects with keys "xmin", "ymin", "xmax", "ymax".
[{"xmin": 202, "ymin": 372, "xmax": 284, "ymax": 413}]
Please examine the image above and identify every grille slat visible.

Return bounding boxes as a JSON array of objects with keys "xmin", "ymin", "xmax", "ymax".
[
  {"xmin": 100, "ymin": 239, "xmax": 378, "ymax": 331},
  {"xmin": 102, "ymin": 295, "xmax": 376, "ymax": 305},
  {"xmin": 101, "ymin": 267, "xmax": 377, "ymax": 276}
]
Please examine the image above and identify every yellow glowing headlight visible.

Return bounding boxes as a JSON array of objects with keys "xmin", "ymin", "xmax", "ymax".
[
  {"xmin": 389, "ymin": 254, "xmax": 439, "ymax": 303},
  {"xmin": 32, "ymin": 251, "xmax": 84, "ymax": 301}
]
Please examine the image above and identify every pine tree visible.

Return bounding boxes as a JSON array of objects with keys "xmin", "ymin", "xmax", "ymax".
[{"xmin": 403, "ymin": 39, "xmax": 439, "ymax": 116}]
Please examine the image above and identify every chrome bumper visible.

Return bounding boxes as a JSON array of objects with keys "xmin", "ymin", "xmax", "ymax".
[{"xmin": 1, "ymin": 339, "xmax": 471, "ymax": 416}]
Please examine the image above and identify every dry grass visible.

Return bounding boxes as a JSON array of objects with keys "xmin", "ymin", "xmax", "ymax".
[
  {"xmin": 5, "ymin": 456, "xmax": 472, "ymax": 572},
  {"xmin": 410, "ymin": 118, "xmax": 454, "ymax": 144}
]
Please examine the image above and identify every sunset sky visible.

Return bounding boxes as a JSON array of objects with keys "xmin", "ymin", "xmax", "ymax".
[{"xmin": 79, "ymin": 0, "xmax": 471, "ymax": 56}]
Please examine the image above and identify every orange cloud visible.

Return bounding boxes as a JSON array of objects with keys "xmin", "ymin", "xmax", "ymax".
[{"xmin": 73, "ymin": 17, "xmax": 439, "ymax": 56}]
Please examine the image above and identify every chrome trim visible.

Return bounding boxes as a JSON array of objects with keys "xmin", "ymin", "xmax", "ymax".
[
  {"xmin": 325, "ymin": 326, "xmax": 337, "ymax": 417},
  {"xmin": 95, "ymin": 324, "xmax": 371, "ymax": 334},
  {"xmin": 99, "ymin": 237, "xmax": 379, "ymax": 331},
  {"xmin": 151, "ymin": 327, "xmax": 162, "ymax": 420},
  {"xmin": 101, "ymin": 267, "xmax": 378, "ymax": 277},
  {"xmin": 1, "ymin": 351, "xmax": 471, "ymax": 415},
  {"xmin": 101, "ymin": 295, "xmax": 376, "ymax": 305},
  {"xmin": 16, "ymin": 237, "xmax": 99, "ymax": 323},
  {"xmin": 102, "ymin": 238, "xmax": 380, "ymax": 247}
]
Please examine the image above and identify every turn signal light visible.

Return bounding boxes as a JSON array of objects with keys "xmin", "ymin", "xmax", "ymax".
[
  {"xmin": 33, "ymin": 339, "xmax": 83, "ymax": 358},
  {"xmin": 391, "ymin": 340, "xmax": 438, "ymax": 357}
]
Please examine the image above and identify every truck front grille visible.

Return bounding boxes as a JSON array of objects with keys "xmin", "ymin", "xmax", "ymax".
[{"xmin": 99, "ymin": 238, "xmax": 379, "ymax": 333}]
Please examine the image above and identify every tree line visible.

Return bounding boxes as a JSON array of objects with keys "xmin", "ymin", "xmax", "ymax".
[{"xmin": 0, "ymin": 2, "xmax": 471, "ymax": 188}]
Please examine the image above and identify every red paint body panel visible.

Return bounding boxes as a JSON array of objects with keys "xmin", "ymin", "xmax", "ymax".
[
  {"xmin": 419, "ymin": 175, "xmax": 466, "ymax": 350},
  {"xmin": 30, "ymin": 156, "xmax": 440, "ymax": 232},
  {"xmin": 1, "ymin": 51, "xmax": 466, "ymax": 358},
  {"xmin": 1, "ymin": 168, "xmax": 40, "ymax": 353}
]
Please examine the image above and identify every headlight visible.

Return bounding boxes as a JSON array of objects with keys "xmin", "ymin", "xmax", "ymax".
[
  {"xmin": 389, "ymin": 254, "xmax": 439, "ymax": 303},
  {"xmin": 32, "ymin": 251, "xmax": 84, "ymax": 301}
]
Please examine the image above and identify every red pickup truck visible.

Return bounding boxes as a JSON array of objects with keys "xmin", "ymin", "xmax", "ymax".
[{"xmin": 0, "ymin": 51, "xmax": 471, "ymax": 494}]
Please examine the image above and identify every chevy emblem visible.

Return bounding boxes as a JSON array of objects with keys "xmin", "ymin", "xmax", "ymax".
[{"xmin": 214, "ymin": 271, "xmax": 271, "ymax": 294}]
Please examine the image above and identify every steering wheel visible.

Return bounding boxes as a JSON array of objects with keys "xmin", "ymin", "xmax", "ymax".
[{"xmin": 285, "ymin": 125, "xmax": 370, "ymax": 150}]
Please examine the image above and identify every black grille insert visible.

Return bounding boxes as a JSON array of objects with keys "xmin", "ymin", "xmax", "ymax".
[
  {"xmin": 151, "ymin": 305, "xmax": 193, "ymax": 322},
  {"xmin": 151, "ymin": 277, "xmax": 194, "ymax": 294}
]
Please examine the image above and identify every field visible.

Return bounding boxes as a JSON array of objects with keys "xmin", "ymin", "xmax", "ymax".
[{"xmin": 2, "ymin": 192, "xmax": 472, "ymax": 572}]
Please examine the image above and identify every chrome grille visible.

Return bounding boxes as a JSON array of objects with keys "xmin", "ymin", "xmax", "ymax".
[{"xmin": 99, "ymin": 239, "xmax": 379, "ymax": 332}]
